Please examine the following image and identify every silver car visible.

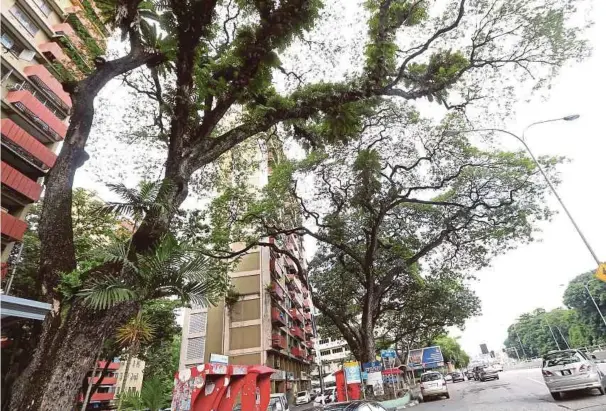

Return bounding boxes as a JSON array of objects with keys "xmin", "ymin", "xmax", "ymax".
[
  {"xmin": 420, "ymin": 371, "xmax": 450, "ymax": 401},
  {"xmin": 542, "ymin": 349, "xmax": 606, "ymax": 401}
]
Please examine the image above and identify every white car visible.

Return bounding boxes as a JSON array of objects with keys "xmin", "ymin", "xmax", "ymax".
[
  {"xmin": 295, "ymin": 390, "xmax": 311, "ymax": 405},
  {"xmin": 541, "ymin": 349, "xmax": 606, "ymax": 401},
  {"xmin": 269, "ymin": 393, "xmax": 290, "ymax": 411},
  {"xmin": 444, "ymin": 374, "xmax": 453, "ymax": 381},
  {"xmin": 493, "ymin": 363, "xmax": 504, "ymax": 372},
  {"xmin": 420, "ymin": 371, "xmax": 450, "ymax": 401},
  {"xmin": 314, "ymin": 387, "xmax": 336, "ymax": 404}
]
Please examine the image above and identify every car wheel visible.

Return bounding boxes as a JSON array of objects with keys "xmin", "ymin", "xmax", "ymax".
[
  {"xmin": 496, "ymin": 375, "xmax": 500, "ymax": 380},
  {"xmin": 445, "ymin": 392, "xmax": 450, "ymax": 399},
  {"xmin": 598, "ymin": 386, "xmax": 605, "ymax": 396},
  {"xmin": 551, "ymin": 392, "xmax": 562, "ymax": 401}
]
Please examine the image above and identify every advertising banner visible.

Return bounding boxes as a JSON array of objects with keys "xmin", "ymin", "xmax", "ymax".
[
  {"xmin": 407, "ymin": 346, "xmax": 444, "ymax": 370},
  {"xmin": 362, "ymin": 361, "xmax": 383, "ymax": 373},
  {"xmin": 344, "ymin": 361, "xmax": 362, "ymax": 384}
]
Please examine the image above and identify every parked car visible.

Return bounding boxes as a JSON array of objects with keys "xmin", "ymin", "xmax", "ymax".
[
  {"xmin": 444, "ymin": 373, "xmax": 453, "ymax": 381},
  {"xmin": 269, "ymin": 393, "xmax": 291, "ymax": 411},
  {"xmin": 451, "ymin": 371, "xmax": 465, "ymax": 383},
  {"xmin": 542, "ymin": 349, "xmax": 606, "ymax": 401},
  {"xmin": 295, "ymin": 390, "xmax": 311, "ymax": 405},
  {"xmin": 322, "ymin": 400, "xmax": 388, "ymax": 410},
  {"xmin": 493, "ymin": 363, "xmax": 504, "ymax": 372},
  {"xmin": 475, "ymin": 365, "xmax": 499, "ymax": 382},
  {"xmin": 314, "ymin": 387, "xmax": 337, "ymax": 404},
  {"xmin": 420, "ymin": 371, "xmax": 450, "ymax": 401}
]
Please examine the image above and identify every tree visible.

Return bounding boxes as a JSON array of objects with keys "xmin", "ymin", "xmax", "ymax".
[
  {"xmin": 0, "ymin": 189, "xmax": 122, "ymax": 411},
  {"xmin": 563, "ymin": 271, "xmax": 606, "ymax": 341},
  {"xmin": 432, "ymin": 335, "xmax": 470, "ymax": 369},
  {"xmin": 226, "ymin": 113, "xmax": 559, "ymax": 363},
  {"xmin": 14, "ymin": 0, "xmax": 589, "ymax": 407}
]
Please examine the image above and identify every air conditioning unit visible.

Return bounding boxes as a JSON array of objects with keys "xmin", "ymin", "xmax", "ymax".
[{"xmin": 18, "ymin": 49, "xmax": 36, "ymax": 62}]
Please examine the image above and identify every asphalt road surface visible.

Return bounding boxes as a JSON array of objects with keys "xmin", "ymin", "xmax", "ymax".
[{"xmin": 415, "ymin": 367, "xmax": 606, "ymax": 411}]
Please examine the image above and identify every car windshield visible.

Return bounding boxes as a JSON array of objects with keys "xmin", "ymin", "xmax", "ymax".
[
  {"xmin": 543, "ymin": 351, "xmax": 583, "ymax": 367},
  {"xmin": 421, "ymin": 373, "xmax": 441, "ymax": 382},
  {"xmin": 297, "ymin": 392, "xmax": 307, "ymax": 397}
]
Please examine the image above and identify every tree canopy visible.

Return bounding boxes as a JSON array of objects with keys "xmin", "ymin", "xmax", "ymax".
[{"xmin": 10, "ymin": 0, "xmax": 591, "ymax": 408}]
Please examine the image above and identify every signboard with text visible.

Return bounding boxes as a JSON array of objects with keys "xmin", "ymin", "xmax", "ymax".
[
  {"xmin": 407, "ymin": 346, "xmax": 444, "ymax": 370},
  {"xmin": 209, "ymin": 353, "xmax": 229, "ymax": 364}
]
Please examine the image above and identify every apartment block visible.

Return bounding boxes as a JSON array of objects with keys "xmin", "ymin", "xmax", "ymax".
[
  {"xmin": 180, "ymin": 144, "xmax": 317, "ymax": 394},
  {"xmin": 79, "ymin": 357, "xmax": 145, "ymax": 410},
  {"xmin": 312, "ymin": 337, "xmax": 352, "ymax": 378},
  {"xmin": 1, "ymin": 0, "xmax": 108, "ymax": 265}
]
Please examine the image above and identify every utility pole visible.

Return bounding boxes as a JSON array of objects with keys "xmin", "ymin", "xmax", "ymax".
[
  {"xmin": 545, "ymin": 318, "xmax": 561, "ymax": 350},
  {"xmin": 585, "ymin": 280, "xmax": 606, "ymax": 327},
  {"xmin": 555, "ymin": 326, "xmax": 570, "ymax": 349},
  {"xmin": 514, "ymin": 325, "xmax": 527, "ymax": 358}
]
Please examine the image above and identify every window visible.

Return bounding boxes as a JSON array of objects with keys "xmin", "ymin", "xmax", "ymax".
[
  {"xmin": 1, "ymin": 30, "xmax": 27, "ymax": 58},
  {"xmin": 34, "ymin": 0, "xmax": 52, "ymax": 16},
  {"xmin": 10, "ymin": 7, "xmax": 39, "ymax": 36},
  {"xmin": 332, "ymin": 348, "xmax": 343, "ymax": 354},
  {"xmin": 186, "ymin": 336, "xmax": 206, "ymax": 361},
  {"xmin": 319, "ymin": 338, "xmax": 329, "ymax": 345},
  {"xmin": 320, "ymin": 350, "xmax": 331, "ymax": 357}
]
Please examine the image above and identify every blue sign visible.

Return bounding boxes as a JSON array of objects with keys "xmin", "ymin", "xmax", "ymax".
[
  {"xmin": 361, "ymin": 371, "xmax": 368, "ymax": 380},
  {"xmin": 407, "ymin": 346, "xmax": 444, "ymax": 370},
  {"xmin": 362, "ymin": 361, "xmax": 383, "ymax": 372},
  {"xmin": 380, "ymin": 349, "xmax": 397, "ymax": 359}
]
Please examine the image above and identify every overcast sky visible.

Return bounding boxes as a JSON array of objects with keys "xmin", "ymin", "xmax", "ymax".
[{"xmin": 73, "ymin": 1, "xmax": 605, "ymax": 357}]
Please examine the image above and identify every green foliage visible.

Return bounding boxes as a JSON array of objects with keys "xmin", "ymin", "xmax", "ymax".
[
  {"xmin": 81, "ymin": 0, "xmax": 110, "ymax": 35},
  {"xmin": 432, "ymin": 335, "xmax": 470, "ymax": 368},
  {"xmin": 45, "ymin": 62, "xmax": 76, "ymax": 83},
  {"xmin": 563, "ymin": 271, "xmax": 606, "ymax": 338},
  {"xmin": 119, "ymin": 377, "xmax": 170, "ymax": 411},
  {"xmin": 57, "ymin": 37, "xmax": 92, "ymax": 75},
  {"xmin": 67, "ymin": 13, "xmax": 104, "ymax": 58}
]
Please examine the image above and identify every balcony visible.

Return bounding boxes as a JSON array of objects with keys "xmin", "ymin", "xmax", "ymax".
[
  {"xmin": 89, "ymin": 392, "xmax": 114, "ymax": 402},
  {"xmin": 269, "ymin": 281, "xmax": 285, "ymax": 301},
  {"xmin": 88, "ymin": 376, "xmax": 117, "ymax": 385},
  {"xmin": 271, "ymin": 307, "xmax": 287, "ymax": 327},
  {"xmin": 1, "ymin": 211, "xmax": 27, "ymax": 242},
  {"xmin": 289, "ymin": 325, "xmax": 305, "ymax": 341},
  {"xmin": 97, "ymin": 361, "xmax": 120, "ymax": 371},
  {"xmin": 307, "ymin": 354, "xmax": 315, "ymax": 362},
  {"xmin": 289, "ymin": 291, "xmax": 303, "ymax": 309},
  {"xmin": 1, "ymin": 263, "xmax": 8, "ymax": 280},
  {"xmin": 287, "ymin": 274, "xmax": 302, "ymax": 292},
  {"xmin": 289, "ymin": 308, "xmax": 304, "ymax": 324},
  {"xmin": 1, "ymin": 162, "xmax": 43, "ymax": 203},
  {"xmin": 290, "ymin": 346, "xmax": 304, "ymax": 358},
  {"xmin": 303, "ymin": 298, "xmax": 311, "ymax": 310},
  {"xmin": 271, "ymin": 334, "xmax": 287, "ymax": 350},
  {"xmin": 306, "ymin": 340, "xmax": 315, "ymax": 349},
  {"xmin": 302, "ymin": 286, "xmax": 309, "ymax": 298},
  {"xmin": 305, "ymin": 325, "xmax": 314, "ymax": 337},
  {"xmin": 65, "ymin": 6, "xmax": 107, "ymax": 49},
  {"xmin": 304, "ymin": 312, "xmax": 312, "ymax": 322},
  {"xmin": 1, "ymin": 119, "xmax": 57, "ymax": 173},
  {"xmin": 39, "ymin": 42, "xmax": 79, "ymax": 81},
  {"xmin": 53, "ymin": 24, "xmax": 92, "ymax": 75},
  {"xmin": 24, "ymin": 65, "xmax": 71, "ymax": 111},
  {"xmin": 5, "ymin": 90, "xmax": 67, "ymax": 142}
]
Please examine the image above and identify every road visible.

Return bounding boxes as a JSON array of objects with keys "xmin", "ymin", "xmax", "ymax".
[{"xmin": 414, "ymin": 367, "xmax": 606, "ymax": 411}]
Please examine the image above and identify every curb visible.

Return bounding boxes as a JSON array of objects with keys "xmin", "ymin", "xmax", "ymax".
[{"xmin": 395, "ymin": 400, "xmax": 419, "ymax": 409}]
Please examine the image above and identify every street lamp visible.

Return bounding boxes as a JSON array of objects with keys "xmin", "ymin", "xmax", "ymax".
[
  {"xmin": 584, "ymin": 279, "xmax": 606, "ymax": 327},
  {"xmin": 445, "ymin": 115, "xmax": 602, "ymax": 267}
]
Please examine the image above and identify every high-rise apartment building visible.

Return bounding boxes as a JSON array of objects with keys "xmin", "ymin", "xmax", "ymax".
[
  {"xmin": 179, "ymin": 143, "xmax": 317, "ymax": 394},
  {"xmin": 1, "ymin": 0, "xmax": 108, "ymax": 266}
]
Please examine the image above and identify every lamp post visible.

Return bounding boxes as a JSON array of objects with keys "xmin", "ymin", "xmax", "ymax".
[
  {"xmin": 445, "ymin": 115, "xmax": 602, "ymax": 267},
  {"xmin": 584, "ymin": 279, "xmax": 606, "ymax": 327}
]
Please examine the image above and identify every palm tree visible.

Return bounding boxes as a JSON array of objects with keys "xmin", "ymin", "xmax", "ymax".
[
  {"xmin": 119, "ymin": 377, "xmax": 171, "ymax": 411},
  {"xmin": 116, "ymin": 312, "xmax": 155, "ymax": 411}
]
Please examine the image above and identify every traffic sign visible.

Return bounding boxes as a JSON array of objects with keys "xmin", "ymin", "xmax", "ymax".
[{"xmin": 596, "ymin": 263, "xmax": 606, "ymax": 283}]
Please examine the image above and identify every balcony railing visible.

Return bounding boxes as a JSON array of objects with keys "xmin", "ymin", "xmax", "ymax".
[
  {"xmin": 5, "ymin": 90, "xmax": 67, "ymax": 142},
  {"xmin": 1, "ymin": 161, "xmax": 43, "ymax": 203},
  {"xmin": 271, "ymin": 334, "xmax": 287, "ymax": 350},
  {"xmin": 290, "ymin": 346, "xmax": 304, "ymax": 358},
  {"xmin": 271, "ymin": 307, "xmax": 287, "ymax": 327},
  {"xmin": 305, "ymin": 325, "xmax": 314, "ymax": 337},
  {"xmin": 289, "ymin": 308, "xmax": 304, "ymax": 324},
  {"xmin": 24, "ymin": 65, "xmax": 71, "ymax": 111},
  {"xmin": 1, "ymin": 211, "xmax": 27, "ymax": 242},
  {"xmin": 270, "ymin": 281, "xmax": 285, "ymax": 301},
  {"xmin": 306, "ymin": 340, "xmax": 315, "ymax": 349},
  {"xmin": 289, "ymin": 325, "xmax": 305, "ymax": 341},
  {"xmin": 89, "ymin": 392, "xmax": 114, "ymax": 402},
  {"xmin": 287, "ymin": 274, "xmax": 302, "ymax": 293},
  {"xmin": 88, "ymin": 376, "xmax": 117, "ymax": 385},
  {"xmin": 1, "ymin": 119, "xmax": 57, "ymax": 172},
  {"xmin": 97, "ymin": 361, "xmax": 120, "ymax": 371}
]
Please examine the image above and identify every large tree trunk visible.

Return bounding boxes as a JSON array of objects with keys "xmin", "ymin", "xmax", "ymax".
[{"xmin": 9, "ymin": 302, "xmax": 138, "ymax": 411}]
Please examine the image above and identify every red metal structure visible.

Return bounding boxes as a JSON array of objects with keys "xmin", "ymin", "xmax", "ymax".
[{"xmin": 172, "ymin": 364, "xmax": 275, "ymax": 411}]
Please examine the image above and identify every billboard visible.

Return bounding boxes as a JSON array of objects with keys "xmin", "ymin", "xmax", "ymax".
[
  {"xmin": 407, "ymin": 346, "xmax": 444, "ymax": 370},
  {"xmin": 344, "ymin": 361, "xmax": 362, "ymax": 384}
]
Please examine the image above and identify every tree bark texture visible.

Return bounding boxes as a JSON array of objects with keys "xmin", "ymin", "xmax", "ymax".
[{"xmin": 9, "ymin": 302, "xmax": 138, "ymax": 411}]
